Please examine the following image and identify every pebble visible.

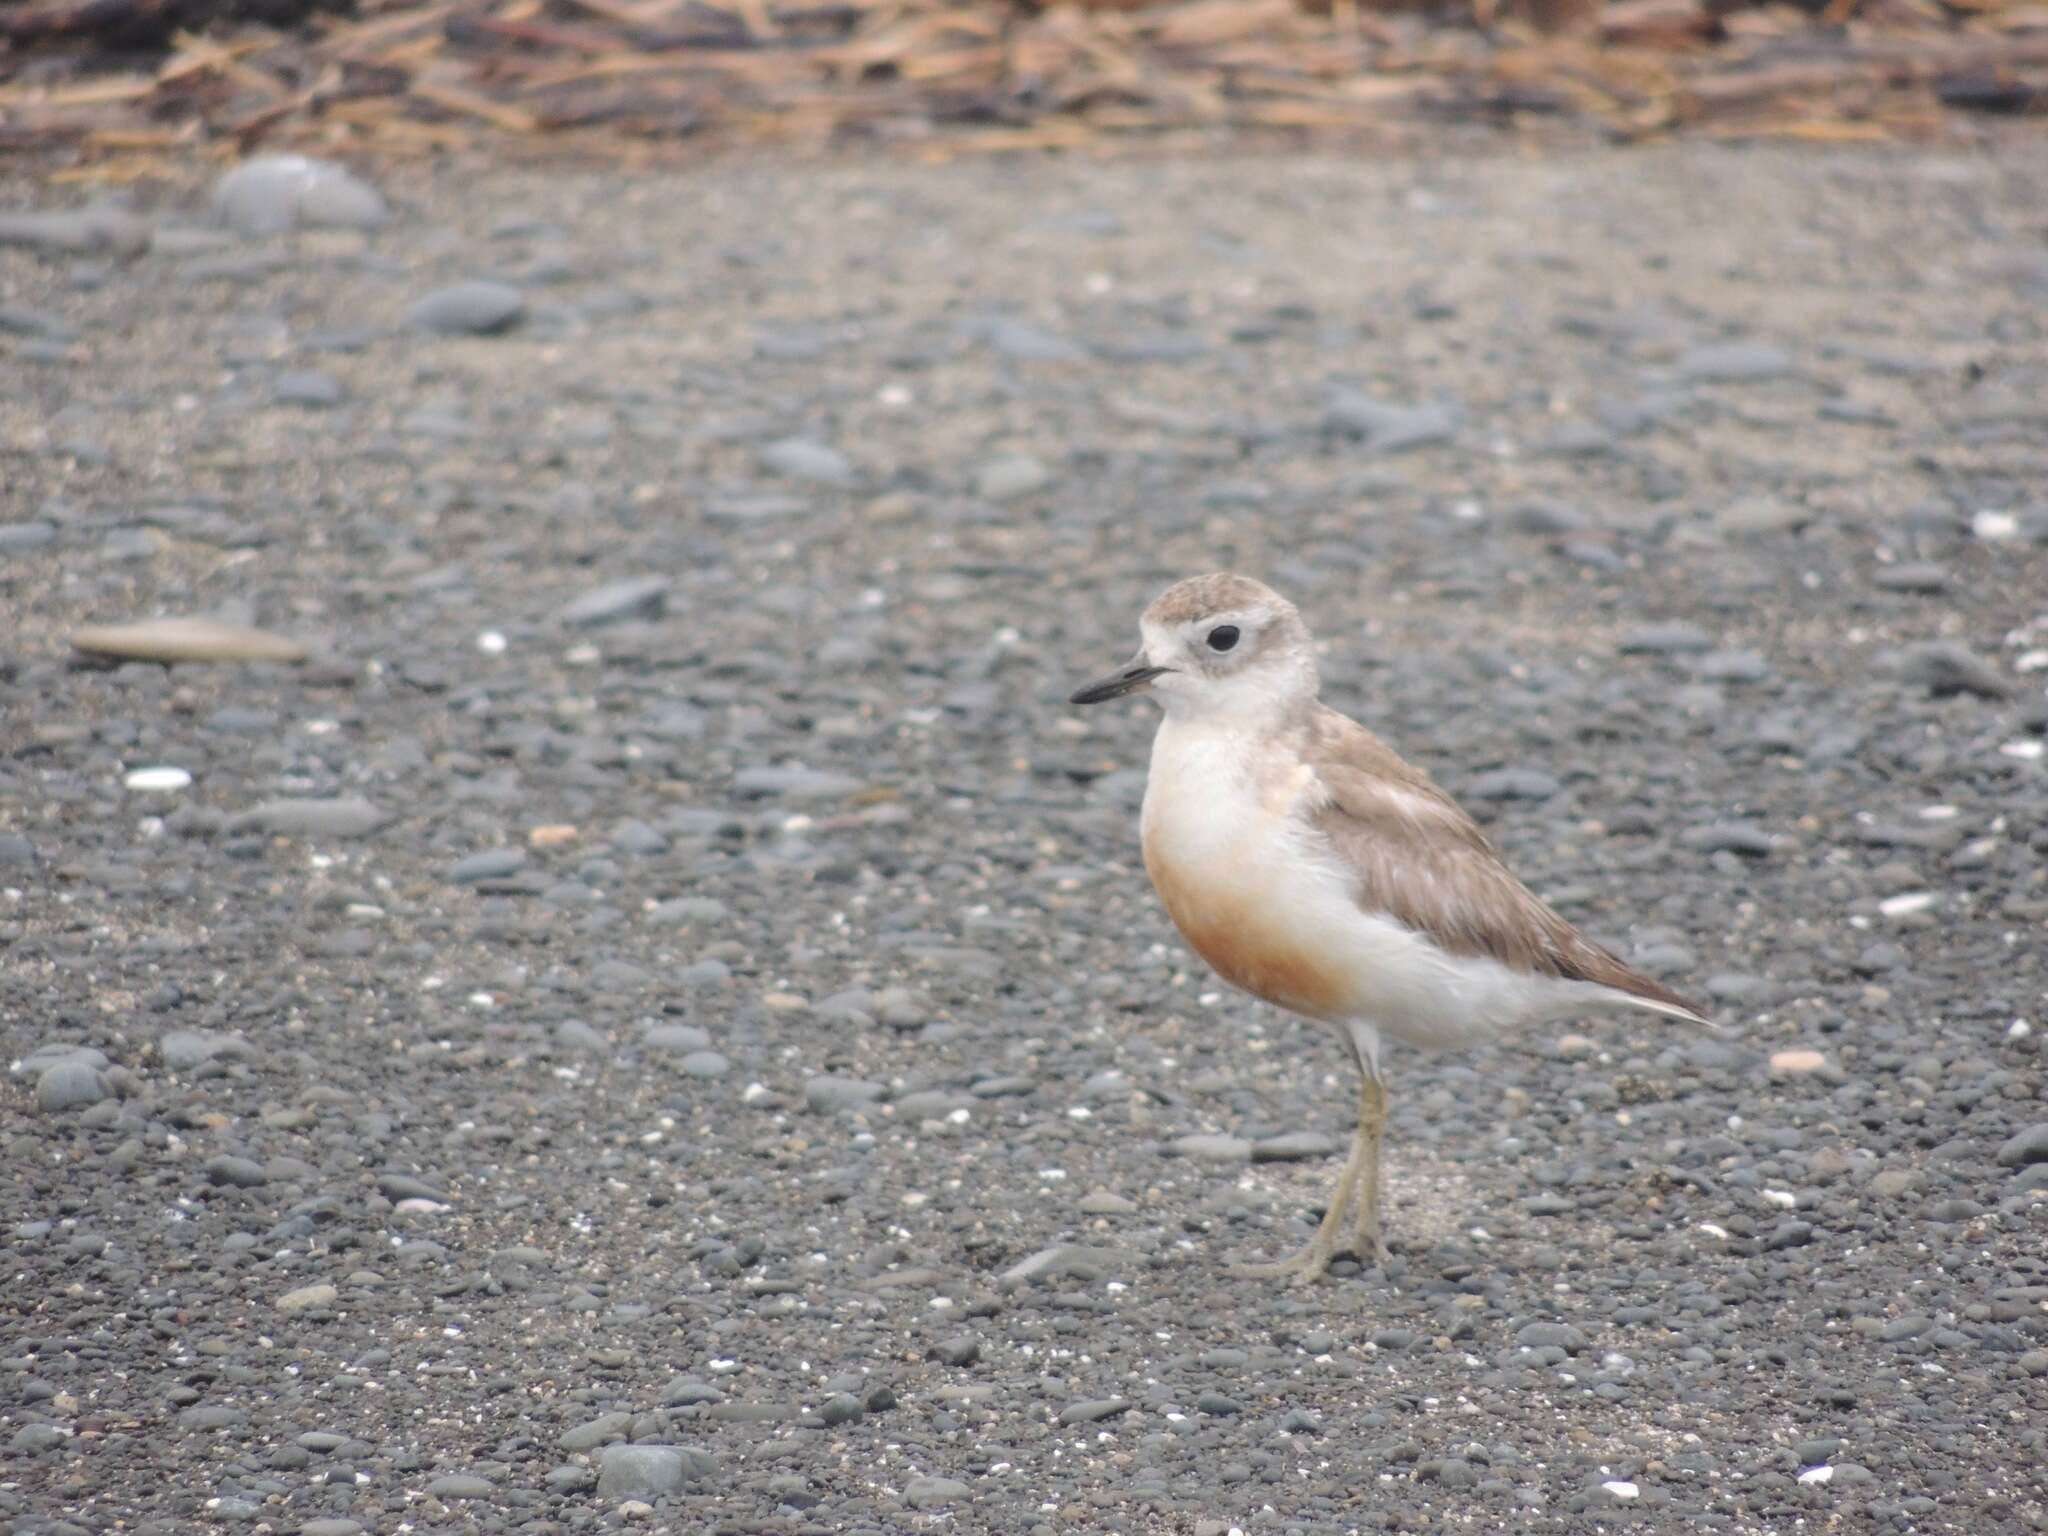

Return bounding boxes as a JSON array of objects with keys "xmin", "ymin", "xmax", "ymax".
[
  {"xmin": 1678, "ymin": 342, "xmax": 1793, "ymax": 382},
  {"xmin": 0, "ymin": 201, "xmax": 151, "ymax": 258},
  {"xmin": 1770, "ymin": 1049, "xmax": 1828, "ymax": 1075},
  {"xmin": 0, "ymin": 520, "xmax": 58, "ymax": 553},
  {"xmin": 204, "ymin": 1155, "xmax": 269, "ymax": 1187},
  {"xmin": 903, "ymin": 1475, "xmax": 970, "ymax": 1509},
  {"xmin": 975, "ymin": 454, "xmax": 1052, "ymax": 502},
  {"xmin": 561, "ymin": 1412, "xmax": 634, "ymax": 1450},
  {"xmin": 408, "ymin": 281, "xmax": 525, "ymax": 336},
  {"xmin": 448, "ymin": 848, "xmax": 527, "ymax": 884},
  {"xmin": 36, "ymin": 1060, "xmax": 108, "ymax": 1113},
  {"xmin": 212, "ymin": 156, "xmax": 389, "ymax": 237},
  {"xmin": 998, "ymin": 1244, "xmax": 1129, "ymax": 1288},
  {"xmin": 975, "ymin": 317, "xmax": 1085, "ymax": 362},
  {"xmin": 805, "ymin": 1076, "xmax": 885, "ymax": 1113},
  {"xmin": 1889, "ymin": 642, "xmax": 2010, "ymax": 699},
  {"xmin": 1872, "ymin": 561, "xmax": 1949, "ymax": 594},
  {"xmin": 276, "ymin": 1283, "xmax": 339, "ymax": 1313},
  {"xmin": 1677, "ymin": 823, "xmax": 1777, "ymax": 857},
  {"xmin": 1322, "ymin": 390, "xmax": 1461, "ymax": 452},
  {"xmin": 595, "ymin": 1444, "xmax": 716, "ymax": 1499},
  {"xmin": 426, "ymin": 1474, "xmax": 496, "ymax": 1500},
  {"xmin": 1466, "ymin": 767, "xmax": 1561, "ymax": 801},
  {"xmin": 1169, "ymin": 1133, "xmax": 1253, "ymax": 1162},
  {"xmin": 1994, "ymin": 1124, "xmax": 2048, "ymax": 1168},
  {"xmin": 275, "ymin": 370, "xmax": 345, "ymax": 408},
  {"xmin": 558, "ymin": 576, "xmax": 669, "ymax": 627},
  {"xmin": 760, "ymin": 438, "xmax": 855, "ymax": 486},
  {"xmin": 160, "ymin": 1030, "xmax": 249, "ymax": 1070},
  {"xmin": 72, "ymin": 617, "xmax": 307, "ymax": 665},
  {"xmin": 226, "ymin": 797, "xmax": 387, "ymax": 839},
  {"xmin": 1251, "ymin": 1131, "xmax": 1338, "ymax": 1162},
  {"xmin": 1618, "ymin": 623, "xmax": 1713, "ymax": 655}
]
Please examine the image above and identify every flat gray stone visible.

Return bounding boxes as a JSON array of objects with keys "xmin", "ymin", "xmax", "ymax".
[
  {"xmin": 1167, "ymin": 1133, "xmax": 1253, "ymax": 1162},
  {"xmin": 37, "ymin": 1060, "xmax": 107, "ymax": 1112},
  {"xmin": 998, "ymin": 1244, "xmax": 1132, "ymax": 1289},
  {"xmin": 557, "ymin": 576, "xmax": 669, "ymax": 627},
  {"xmin": 226, "ymin": 797, "xmax": 388, "ymax": 840},
  {"xmin": 0, "ymin": 201, "xmax": 151, "ymax": 258},
  {"xmin": 159, "ymin": 1029, "xmax": 251, "ymax": 1070},
  {"xmin": 1678, "ymin": 342, "xmax": 1794, "ymax": 382},
  {"xmin": 759, "ymin": 438, "xmax": 853, "ymax": 486},
  {"xmin": 904, "ymin": 1475, "xmax": 970, "ymax": 1509},
  {"xmin": 1996, "ymin": 1124, "xmax": 2048, "ymax": 1168},
  {"xmin": 1323, "ymin": 390, "xmax": 1461, "ymax": 452},
  {"xmin": 409, "ymin": 281, "xmax": 524, "ymax": 336},
  {"xmin": 448, "ymin": 847, "xmax": 527, "ymax": 884}
]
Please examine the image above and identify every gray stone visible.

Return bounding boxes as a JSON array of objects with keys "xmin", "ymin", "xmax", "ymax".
[
  {"xmin": 1889, "ymin": 643, "xmax": 2010, "ymax": 700},
  {"xmin": 37, "ymin": 1060, "xmax": 107, "ymax": 1112},
  {"xmin": 213, "ymin": 156, "xmax": 389, "ymax": 237},
  {"xmin": 0, "ymin": 833, "xmax": 39, "ymax": 865},
  {"xmin": 557, "ymin": 576, "xmax": 669, "ymax": 627},
  {"xmin": 226, "ymin": 797, "xmax": 387, "ymax": 840},
  {"xmin": 1515, "ymin": 1321, "xmax": 1590, "ymax": 1353},
  {"xmin": 560, "ymin": 1412, "xmax": 634, "ymax": 1451},
  {"xmin": 204, "ymin": 1155, "xmax": 269, "ymax": 1188},
  {"xmin": 642, "ymin": 1023, "xmax": 712, "ymax": 1053},
  {"xmin": 1466, "ymin": 768, "xmax": 1561, "ymax": 801},
  {"xmin": 0, "ymin": 305, "xmax": 74, "ymax": 340},
  {"xmin": 1167, "ymin": 1133, "xmax": 1252, "ymax": 1162},
  {"xmin": 759, "ymin": 438, "xmax": 854, "ymax": 486},
  {"xmin": 1251, "ymin": 1131, "xmax": 1338, "ymax": 1162},
  {"xmin": 903, "ymin": 1475, "xmax": 970, "ymax": 1509},
  {"xmin": 1322, "ymin": 390, "xmax": 1461, "ymax": 452},
  {"xmin": 1678, "ymin": 342, "xmax": 1794, "ymax": 382},
  {"xmin": 975, "ymin": 317, "xmax": 1085, "ymax": 362},
  {"xmin": 732, "ymin": 765, "xmax": 861, "ymax": 800},
  {"xmin": 975, "ymin": 454, "xmax": 1051, "ymax": 502},
  {"xmin": 425, "ymin": 1475, "xmax": 495, "ymax": 1500},
  {"xmin": 159, "ymin": 1030, "xmax": 251, "ymax": 1070},
  {"xmin": 1056, "ymin": 1398, "xmax": 1131, "ymax": 1425},
  {"xmin": 805, "ymin": 1075, "xmax": 885, "ymax": 1113},
  {"xmin": 1995, "ymin": 1124, "xmax": 2048, "ymax": 1168},
  {"xmin": 0, "ymin": 201, "xmax": 151, "ymax": 258},
  {"xmin": 408, "ymin": 282, "xmax": 524, "ymax": 336},
  {"xmin": 276, "ymin": 1283, "xmax": 339, "ymax": 1312},
  {"xmin": 0, "ymin": 521, "xmax": 58, "ymax": 553},
  {"xmin": 275, "ymin": 371, "xmax": 345, "ymax": 409},
  {"xmin": 595, "ymin": 1444, "xmax": 715, "ymax": 1499},
  {"xmin": 680, "ymin": 1051, "xmax": 731, "ymax": 1079},
  {"xmin": 1618, "ymin": 623, "xmax": 1713, "ymax": 655},
  {"xmin": 1872, "ymin": 561, "xmax": 1949, "ymax": 593},
  {"xmin": 448, "ymin": 848, "xmax": 527, "ymax": 884},
  {"xmin": 998, "ymin": 1244, "xmax": 1131, "ymax": 1288}
]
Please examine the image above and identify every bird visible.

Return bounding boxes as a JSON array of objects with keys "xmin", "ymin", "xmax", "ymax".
[{"xmin": 1069, "ymin": 572, "xmax": 1711, "ymax": 1282}]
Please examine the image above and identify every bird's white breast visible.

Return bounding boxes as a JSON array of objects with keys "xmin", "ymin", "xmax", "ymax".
[{"xmin": 1139, "ymin": 717, "xmax": 1578, "ymax": 1048}]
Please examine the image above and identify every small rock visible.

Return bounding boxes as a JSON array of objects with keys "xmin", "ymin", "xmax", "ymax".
[
  {"xmin": 903, "ymin": 1475, "xmax": 969, "ymax": 1509},
  {"xmin": 1251, "ymin": 1131, "xmax": 1338, "ymax": 1162},
  {"xmin": 204, "ymin": 1155, "xmax": 269, "ymax": 1188},
  {"xmin": 426, "ymin": 1475, "xmax": 495, "ymax": 1500},
  {"xmin": 1770, "ymin": 1049, "xmax": 1828, "ymax": 1075},
  {"xmin": 1995, "ymin": 1124, "xmax": 2048, "ymax": 1168},
  {"xmin": 72, "ymin": 617, "xmax": 306, "ymax": 665},
  {"xmin": 805, "ymin": 1075, "xmax": 885, "ymax": 1113},
  {"xmin": 409, "ymin": 281, "xmax": 525, "ymax": 336},
  {"xmin": 213, "ymin": 156, "xmax": 388, "ymax": 237},
  {"xmin": 275, "ymin": 371, "xmax": 345, "ymax": 409},
  {"xmin": 595, "ymin": 1444, "xmax": 715, "ymax": 1499},
  {"xmin": 1890, "ymin": 643, "xmax": 2010, "ymax": 700},
  {"xmin": 160, "ymin": 1029, "xmax": 249, "ymax": 1070},
  {"xmin": 448, "ymin": 848, "xmax": 527, "ymax": 884},
  {"xmin": 975, "ymin": 454, "xmax": 1051, "ymax": 502},
  {"xmin": 226, "ymin": 797, "xmax": 386, "ymax": 840},
  {"xmin": 1322, "ymin": 389, "xmax": 1461, "ymax": 452},
  {"xmin": 1168, "ymin": 1133, "xmax": 1252, "ymax": 1162},
  {"xmin": 37, "ymin": 1060, "xmax": 107, "ymax": 1112},
  {"xmin": 998, "ymin": 1244, "xmax": 1130, "ymax": 1289},
  {"xmin": 557, "ymin": 576, "xmax": 669, "ymax": 627},
  {"xmin": 276, "ymin": 1283, "xmax": 339, "ymax": 1313},
  {"xmin": 1678, "ymin": 342, "xmax": 1793, "ymax": 382},
  {"xmin": 759, "ymin": 437, "xmax": 854, "ymax": 486},
  {"xmin": 0, "ymin": 201, "xmax": 151, "ymax": 258}
]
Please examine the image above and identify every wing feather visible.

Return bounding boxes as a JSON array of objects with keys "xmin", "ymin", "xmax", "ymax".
[{"xmin": 1300, "ymin": 706, "xmax": 1706, "ymax": 1021}]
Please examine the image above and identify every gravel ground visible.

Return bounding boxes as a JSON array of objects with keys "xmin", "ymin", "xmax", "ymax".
[{"xmin": 4, "ymin": 139, "xmax": 2048, "ymax": 1536}]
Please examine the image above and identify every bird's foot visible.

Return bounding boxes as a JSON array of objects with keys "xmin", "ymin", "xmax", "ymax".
[{"xmin": 1228, "ymin": 1231, "xmax": 1383, "ymax": 1286}]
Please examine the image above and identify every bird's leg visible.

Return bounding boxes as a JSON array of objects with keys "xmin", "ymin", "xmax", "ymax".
[
  {"xmin": 1350, "ymin": 1071, "xmax": 1390, "ymax": 1266},
  {"xmin": 1229, "ymin": 1116, "xmax": 1368, "ymax": 1283}
]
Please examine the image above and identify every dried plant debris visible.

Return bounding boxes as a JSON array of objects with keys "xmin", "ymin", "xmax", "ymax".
[{"xmin": 0, "ymin": 0, "xmax": 2043, "ymax": 162}]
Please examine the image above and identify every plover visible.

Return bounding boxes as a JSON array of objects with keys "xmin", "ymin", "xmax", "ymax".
[{"xmin": 1070, "ymin": 572, "xmax": 1710, "ymax": 1281}]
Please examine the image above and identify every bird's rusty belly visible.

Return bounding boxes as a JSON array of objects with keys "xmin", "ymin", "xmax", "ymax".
[{"xmin": 1142, "ymin": 835, "xmax": 1353, "ymax": 1021}]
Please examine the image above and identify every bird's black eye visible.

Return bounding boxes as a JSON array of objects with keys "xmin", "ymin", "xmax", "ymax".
[{"xmin": 1206, "ymin": 625, "xmax": 1240, "ymax": 653}]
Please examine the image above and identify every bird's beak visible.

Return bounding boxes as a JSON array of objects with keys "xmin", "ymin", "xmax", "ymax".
[{"xmin": 1070, "ymin": 651, "xmax": 1170, "ymax": 706}]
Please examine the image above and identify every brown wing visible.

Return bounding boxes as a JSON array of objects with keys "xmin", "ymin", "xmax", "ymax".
[{"xmin": 1301, "ymin": 707, "xmax": 1703, "ymax": 1018}]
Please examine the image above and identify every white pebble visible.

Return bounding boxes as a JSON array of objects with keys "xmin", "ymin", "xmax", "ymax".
[
  {"xmin": 1601, "ymin": 1480, "xmax": 1640, "ymax": 1500},
  {"xmin": 1798, "ymin": 1465, "xmax": 1835, "ymax": 1485},
  {"xmin": 476, "ymin": 630, "xmax": 507, "ymax": 654},
  {"xmin": 125, "ymin": 766, "xmax": 191, "ymax": 792},
  {"xmin": 1999, "ymin": 740, "xmax": 2044, "ymax": 761},
  {"xmin": 1879, "ymin": 891, "xmax": 1935, "ymax": 917},
  {"xmin": 1762, "ymin": 1189, "xmax": 1797, "ymax": 1209},
  {"xmin": 1972, "ymin": 509, "xmax": 2018, "ymax": 541},
  {"xmin": 2010, "ymin": 1019, "xmax": 2032, "ymax": 1040}
]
